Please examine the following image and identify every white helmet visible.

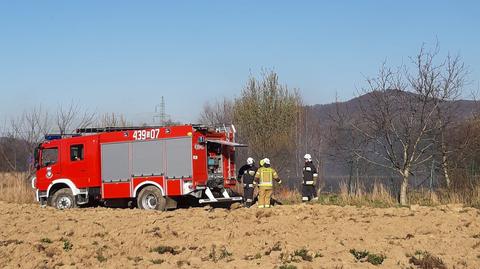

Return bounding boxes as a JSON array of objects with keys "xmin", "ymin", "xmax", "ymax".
[
  {"xmin": 304, "ymin": 153, "xmax": 312, "ymax": 162},
  {"xmin": 247, "ymin": 157, "xmax": 254, "ymax": 165},
  {"xmin": 263, "ymin": 158, "xmax": 270, "ymax": 165}
]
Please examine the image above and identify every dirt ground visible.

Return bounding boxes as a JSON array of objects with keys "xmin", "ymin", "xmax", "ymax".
[{"xmin": 0, "ymin": 201, "xmax": 479, "ymax": 269}]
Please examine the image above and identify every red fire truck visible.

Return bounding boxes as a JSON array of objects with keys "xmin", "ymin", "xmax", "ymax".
[{"xmin": 31, "ymin": 124, "xmax": 244, "ymax": 210}]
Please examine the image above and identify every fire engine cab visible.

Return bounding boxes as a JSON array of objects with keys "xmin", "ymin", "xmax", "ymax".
[{"xmin": 31, "ymin": 124, "xmax": 245, "ymax": 210}]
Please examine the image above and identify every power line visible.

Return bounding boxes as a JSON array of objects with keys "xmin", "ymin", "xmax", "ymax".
[{"xmin": 153, "ymin": 96, "xmax": 168, "ymax": 125}]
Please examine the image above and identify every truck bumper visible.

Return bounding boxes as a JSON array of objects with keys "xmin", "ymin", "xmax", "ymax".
[{"xmin": 30, "ymin": 176, "xmax": 40, "ymax": 202}]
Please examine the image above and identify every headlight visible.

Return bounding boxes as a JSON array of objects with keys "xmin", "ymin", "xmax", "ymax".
[
  {"xmin": 183, "ymin": 181, "xmax": 193, "ymax": 194},
  {"xmin": 31, "ymin": 176, "xmax": 37, "ymax": 189}
]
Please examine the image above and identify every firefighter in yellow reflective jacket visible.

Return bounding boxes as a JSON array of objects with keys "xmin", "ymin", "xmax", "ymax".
[{"xmin": 254, "ymin": 158, "xmax": 281, "ymax": 208}]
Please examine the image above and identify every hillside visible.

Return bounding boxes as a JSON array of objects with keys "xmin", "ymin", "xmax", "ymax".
[
  {"xmin": 0, "ymin": 201, "xmax": 478, "ymax": 269},
  {"xmin": 308, "ymin": 90, "xmax": 479, "ymax": 124},
  {"xmin": 304, "ymin": 90, "xmax": 480, "ymax": 182}
]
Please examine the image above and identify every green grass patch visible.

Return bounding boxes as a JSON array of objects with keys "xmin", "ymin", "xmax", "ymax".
[
  {"xmin": 293, "ymin": 247, "xmax": 313, "ymax": 262},
  {"xmin": 350, "ymin": 249, "xmax": 386, "ymax": 265},
  {"xmin": 40, "ymin": 238, "xmax": 52, "ymax": 244},
  {"xmin": 367, "ymin": 253, "xmax": 386, "ymax": 265},
  {"xmin": 150, "ymin": 245, "xmax": 180, "ymax": 255},
  {"xmin": 62, "ymin": 239, "xmax": 73, "ymax": 252}
]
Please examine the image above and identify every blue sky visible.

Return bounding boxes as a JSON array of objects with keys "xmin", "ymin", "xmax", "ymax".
[{"xmin": 0, "ymin": 1, "xmax": 479, "ymax": 125}]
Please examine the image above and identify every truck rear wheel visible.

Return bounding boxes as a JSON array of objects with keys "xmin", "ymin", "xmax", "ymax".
[
  {"xmin": 50, "ymin": 188, "xmax": 77, "ymax": 210},
  {"xmin": 137, "ymin": 186, "xmax": 166, "ymax": 211}
]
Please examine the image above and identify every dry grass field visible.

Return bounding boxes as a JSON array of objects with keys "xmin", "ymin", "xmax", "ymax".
[
  {"xmin": 0, "ymin": 172, "xmax": 35, "ymax": 204},
  {"xmin": 0, "ymin": 201, "xmax": 479, "ymax": 269},
  {"xmin": 1, "ymin": 173, "xmax": 480, "ymax": 268}
]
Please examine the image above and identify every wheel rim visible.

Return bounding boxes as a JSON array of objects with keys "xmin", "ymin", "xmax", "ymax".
[
  {"xmin": 142, "ymin": 194, "xmax": 158, "ymax": 209},
  {"xmin": 57, "ymin": 196, "xmax": 72, "ymax": 209}
]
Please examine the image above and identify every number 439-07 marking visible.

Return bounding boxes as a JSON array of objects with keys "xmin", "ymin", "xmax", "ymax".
[{"xmin": 133, "ymin": 129, "xmax": 160, "ymax": 141}]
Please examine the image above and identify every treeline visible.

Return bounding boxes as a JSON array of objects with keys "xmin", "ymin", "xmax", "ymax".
[
  {"xmin": 199, "ymin": 45, "xmax": 480, "ymax": 205},
  {"xmin": 0, "ymin": 105, "xmax": 131, "ymax": 173}
]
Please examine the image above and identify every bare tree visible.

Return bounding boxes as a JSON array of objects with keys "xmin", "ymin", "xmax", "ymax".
[
  {"xmin": 56, "ymin": 101, "xmax": 96, "ymax": 134},
  {"xmin": 436, "ymin": 104, "xmax": 461, "ymax": 188},
  {"xmin": 338, "ymin": 45, "xmax": 467, "ymax": 205},
  {"xmin": 294, "ymin": 106, "xmax": 326, "ymax": 189},
  {"xmin": 9, "ymin": 106, "xmax": 51, "ymax": 173},
  {"xmin": 199, "ymin": 98, "xmax": 234, "ymax": 125},
  {"xmin": 326, "ymin": 96, "xmax": 371, "ymax": 194},
  {"xmin": 98, "ymin": 112, "xmax": 129, "ymax": 127},
  {"xmin": 433, "ymin": 55, "xmax": 470, "ymax": 188},
  {"xmin": 441, "ymin": 116, "xmax": 480, "ymax": 190},
  {"xmin": 0, "ymin": 120, "xmax": 17, "ymax": 171}
]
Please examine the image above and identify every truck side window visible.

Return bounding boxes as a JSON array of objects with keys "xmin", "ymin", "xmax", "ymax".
[
  {"xmin": 70, "ymin": 144, "xmax": 84, "ymax": 161},
  {"xmin": 42, "ymin": 148, "xmax": 58, "ymax": 167}
]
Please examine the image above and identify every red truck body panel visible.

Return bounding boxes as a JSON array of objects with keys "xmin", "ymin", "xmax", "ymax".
[{"xmin": 33, "ymin": 125, "xmax": 240, "ymax": 204}]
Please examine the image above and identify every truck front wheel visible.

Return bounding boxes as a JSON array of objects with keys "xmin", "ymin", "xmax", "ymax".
[
  {"xmin": 137, "ymin": 186, "xmax": 166, "ymax": 211},
  {"xmin": 50, "ymin": 188, "xmax": 77, "ymax": 210}
]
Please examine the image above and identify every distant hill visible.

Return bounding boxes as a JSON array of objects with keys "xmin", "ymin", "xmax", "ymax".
[
  {"xmin": 308, "ymin": 90, "xmax": 479, "ymax": 124},
  {"xmin": 303, "ymin": 90, "xmax": 480, "ymax": 189}
]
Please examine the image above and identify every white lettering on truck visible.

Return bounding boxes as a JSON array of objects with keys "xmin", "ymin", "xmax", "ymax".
[{"xmin": 132, "ymin": 129, "xmax": 160, "ymax": 141}]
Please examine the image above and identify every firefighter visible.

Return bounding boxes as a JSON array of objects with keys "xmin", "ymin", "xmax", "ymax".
[
  {"xmin": 254, "ymin": 158, "xmax": 281, "ymax": 208},
  {"xmin": 237, "ymin": 157, "xmax": 257, "ymax": 207},
  {"xmin": 302, "ymin": 153, "xmax": 318, "ymax": 202}
]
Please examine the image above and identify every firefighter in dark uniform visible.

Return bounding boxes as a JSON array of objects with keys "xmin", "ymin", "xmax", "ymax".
[
  {"xmin": 237, "ymin": 157, "xmax": 257, "ymax": 207},
  {"xmin": 302, "ymin": 154, "xmax": 318, "ymax": 202}
]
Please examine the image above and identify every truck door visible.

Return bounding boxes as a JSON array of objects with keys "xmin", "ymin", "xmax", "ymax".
[
  {"xmin": 68, "ymin": 143, "xmax": 90, "ymax": 185},
  {"xmin": 39, "ymin": 146, "xmax": 61, "ymax": 183}
]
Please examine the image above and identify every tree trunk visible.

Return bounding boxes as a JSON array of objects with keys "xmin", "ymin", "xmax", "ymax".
[
  {"xmin": 442, "ymin": 156, "xmax": 451, "ymax": 188},
  {"xmin": 348, "ymin": 160, "xmax": 354, "ymax": 195},
  {"xmin": 399, "ymin": 170, "xmax": 409, "ymax": 206},
  {"xmin": 441, "ymin": 139, "xmax": 451, "ymax": 188}
]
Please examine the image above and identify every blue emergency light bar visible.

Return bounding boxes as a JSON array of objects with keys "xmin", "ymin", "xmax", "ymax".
[
  {"xmin": 44, "ymin": 134, "xmax": 82, "ymax": 140},
  {"xmin": 44, "ymin": 134, "xmax": 62, "ymax": 141}
]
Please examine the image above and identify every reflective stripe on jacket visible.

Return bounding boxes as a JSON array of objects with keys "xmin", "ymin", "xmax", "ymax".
[
  {"xmin": 303, "ymin": 162, "xmax": 318, "ymax": 185},
  {"xmin": 255, "ymin": 167, "xmax": 279, "ymax": 188}
]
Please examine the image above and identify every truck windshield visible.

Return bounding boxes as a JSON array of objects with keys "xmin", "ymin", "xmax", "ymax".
[{"xmin": 41, "ymin": 148, "xmax": 58, "ymax": 167}]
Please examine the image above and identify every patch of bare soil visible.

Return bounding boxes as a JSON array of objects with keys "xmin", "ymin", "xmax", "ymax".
[{"xmin": 0, "ymin": 202, "xmax": 478, "ymax": 269}]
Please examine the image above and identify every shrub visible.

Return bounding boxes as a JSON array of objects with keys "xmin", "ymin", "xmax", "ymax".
[
  {"xmin": 150, "ymin": 245, "xmax": 180, "ymax": 255},
  {"xmin": 367, "ymin": 253, "xmax": 386, "ymax": 265},
  {"xmin": 293, "ymin": 247, "xmax": 313, "ymax": 262},
  {"xmin": 350, "ymin": 249, "xmax": 386, "ymax": 265},
  {"xmin": 350, "ymin": 249, "xmax": 369, "ymax": 260},
  {"xmin": 409, "ymin": 251, "xmax": 446, "ymax": 269}
]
